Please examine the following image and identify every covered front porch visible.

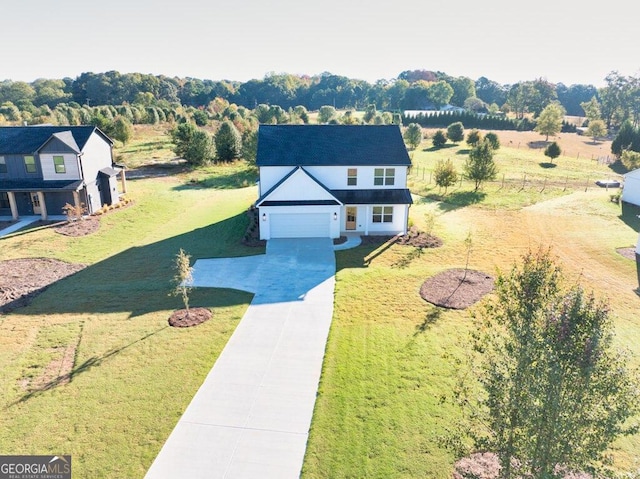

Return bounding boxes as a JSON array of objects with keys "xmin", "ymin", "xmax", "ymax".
[{"xmin": 0, "ymin": 180, "xmax": 85, "ymax": 220}]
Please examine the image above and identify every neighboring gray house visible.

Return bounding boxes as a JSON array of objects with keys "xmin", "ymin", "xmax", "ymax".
[
  {"xmin": 255, "ymin": 125, "xmax": 413, "ymax": 239},
  {"xmin": 0, "ymin": 125, "xmax": 125, "ymax": 220}
]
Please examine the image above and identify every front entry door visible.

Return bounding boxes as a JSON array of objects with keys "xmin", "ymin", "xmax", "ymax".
[
  {"xmin": 30, "ymin": 193, "xmax": 41, "ymax": 215},
  {"xmin": 346, "ymin": 207, "xmax": 357, "ymax": 230}
]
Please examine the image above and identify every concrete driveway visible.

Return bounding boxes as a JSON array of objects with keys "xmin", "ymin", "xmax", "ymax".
[{"xmin": 145, "ymin": 238, "xmax": 337, "ymax": 479}]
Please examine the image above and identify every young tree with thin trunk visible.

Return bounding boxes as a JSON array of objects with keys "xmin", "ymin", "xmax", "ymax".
[
  {"xmin": 464, "ymin": 139, "xmax": 497, "ymax": 191},
  {"xmin": 475, "ymin": 249, "xmax": 639, "ymax": 478},
  {"xmin": 433, "ymin": 158, "xmax": 458, "ymax": 194},
  {"xmin": 172, "ymin": 249, "xmax": 193, "ymax": 314}
]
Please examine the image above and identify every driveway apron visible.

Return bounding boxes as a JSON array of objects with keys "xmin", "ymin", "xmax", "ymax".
[{"xmin": 144, "ymin": 238, "xmax": 336, "ymax": 479}]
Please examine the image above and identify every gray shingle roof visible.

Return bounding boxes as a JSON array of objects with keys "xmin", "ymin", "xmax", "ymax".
[
  {"xmin": 0, "ymin": 126, "xmax": 110, "ymax": 155},
  {"xmin": 331, "ymin": 189, "xmax": 413, "ymax": 204},
  {"xmin": 0, "ymin": 179, "xmax": 84, "ymax": 192},
  {"xmin": 256, "ymin": 125, "xmax": 411, "ymax": 167}
]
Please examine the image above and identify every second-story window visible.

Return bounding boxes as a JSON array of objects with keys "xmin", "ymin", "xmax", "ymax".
[
  {"xmin": 374, "ymin": 168, "xmax": 395, "ymax": 186},
  {"xmin": 24, "ymin": 155, "xmax": 36, "ymax": 174},
  {"xmin": 0, "ymin": 157, "xmax": 6, "ymax": 174},
  {"xmin": 347, "ymin": 168, "xmax": 357, "ymax": 186},
  {"xmin": 53, "ymin": 155, "xmax": 66, "ymax": 174}
]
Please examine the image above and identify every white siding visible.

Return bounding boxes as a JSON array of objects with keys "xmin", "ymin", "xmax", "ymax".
[
  {"xmin": 80, "ymin": 132, "xmax": 114, "ymax": 182},
  {"xmin": 40, "ymin": 153, "xmax": 80, "ymax": 181},
  {"xmin": 259, "ymin": 165, "xmax": 408, "ymax": 192},
  {"xmin": 264, "ymin": 168, "xmax": 336, "ymax": 202},
  {"xmin": 622, "ymin": 170, "xmax": 640, "ymax": 206},
  {"xmin": 341, "ymin": 204, "xmax": 408, "ymax": 235}
]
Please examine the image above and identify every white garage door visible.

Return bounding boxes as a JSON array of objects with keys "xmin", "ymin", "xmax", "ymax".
[{"xmin": 270, "ymin": 213, "xmax": 330, "ymax": 238}]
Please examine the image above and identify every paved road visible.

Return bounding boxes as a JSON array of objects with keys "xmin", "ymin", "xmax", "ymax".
[{"xmin": 144, "ymin": 238, "xmax": 337, "ymax": 479}]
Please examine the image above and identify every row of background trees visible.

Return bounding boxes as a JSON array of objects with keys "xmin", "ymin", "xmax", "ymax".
[{"xmin": 1, "ymin": 70, "xmax": 640, "ymax": 129}]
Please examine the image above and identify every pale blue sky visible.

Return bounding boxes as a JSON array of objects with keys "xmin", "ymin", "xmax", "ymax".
[{"xmin": 2, "ymin": 0, "xmax": 638, "ymax": 87}]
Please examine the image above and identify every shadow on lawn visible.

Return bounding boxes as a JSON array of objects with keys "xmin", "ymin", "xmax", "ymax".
[
  {"xmin": 173, "ymin": 170, "xmax": 258, "ymax": 190},
  {"xmin": 7, "ymin": 326, "xmax": 169, "ymax": 408},
  {"xmin": 11, "ymin": 212, "xmax": 261, "ymax": 318}
]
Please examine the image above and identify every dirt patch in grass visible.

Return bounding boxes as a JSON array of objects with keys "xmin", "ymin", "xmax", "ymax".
[
  {"xmin": 0, "ymin": 258, "xmax": 86, "ymax": 314},
  {"xmin": 54, "ymin": 218, "xmax": 101, "ymax": 237},
  {"xmin": 168, "ymin": 307, "xmax": 212, "ymax": 327},
  {"xmin": 617, "ymin": 247, "xmax": 637, "ymax": 261},
  {"xmin": 420, "ymin": 268, "xmax": 494, "ymax": 309}
]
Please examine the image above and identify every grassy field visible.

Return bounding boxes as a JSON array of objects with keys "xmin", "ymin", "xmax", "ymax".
[
  {"xmin": 1, "ymin": 125, "xmax": 639, "ymax": 478},
  {"xmin": 0, "ymin": 160, "xmax": 262, "ymax": 478},
  {"xmin": 302, "ymin": 131, "xmax": 640, "ymax": 477}
]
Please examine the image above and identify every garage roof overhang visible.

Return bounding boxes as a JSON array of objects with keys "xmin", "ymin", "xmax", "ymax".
[{"xmin": 256, "ymin": 166, "xmax": 342, "ymax": 207}]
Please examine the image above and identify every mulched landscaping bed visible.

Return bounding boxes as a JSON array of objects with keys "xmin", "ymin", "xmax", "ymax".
[
  {"xmin": 0, "ymin": 258, "xmax": 86, "ymax": 313},
  {"xmin": 168, "ymin": 307, "xmax": 212, "ymax": 327},
  {"xmin": 420, "ymin": 268, "xmax": 495, "ymax": 310},
  {"xmin": 359, "ymin": 226, "xmax": 443, "ymax": 248},
  {"xmin": 54, "ymin": 218, "xmax": 101, "ymax": 237}
]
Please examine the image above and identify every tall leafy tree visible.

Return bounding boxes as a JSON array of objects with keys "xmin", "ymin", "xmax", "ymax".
[
  {"xmin": 170, "ymin": 122, "xmax": 214, "ymax": 166},
  {"xmin": 534, "ymin": 102, "xmax": 566, "ymax": 141},
  {"xmin": 215, "ymin": 120, "xmax": 242, "ymax": 162},
  {"xmin": 476, "ymin": 249, "xmax": 639, "ymax": 478},
  {"xmin": 426, "ymin": 80, "xmax": 454, "ymax": 109},
  {"xmin": 464, "ymin": 139, "xmax": 497, "ymax": 190},
  {"xmin": 403, "ymin": 123, "xmax": 423, "ymax": 150}
]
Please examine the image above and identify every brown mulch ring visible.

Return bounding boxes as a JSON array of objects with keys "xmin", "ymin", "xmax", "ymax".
[
  {"xmin": 54, "ymin": 218, "xmax": 101, "ymax": 237},
  {"xmin": 420, "ymin": 268, "xmax": 495, "ymax": 309},
  {"xmin": 333, "ymin": 236, "xmax": 347, "ymax": 245},
  {"xmin": 0, "ymin": 258, "xmax": 86, "ymax": 314},
  {"xmin": 359, "ymin": 227, "xmax": 443, "ymax": 248},
  {"xmin": 395, "ymin": 226, "xmax": 443, "ymax": 248},
  {"xmin": 168, "ymin": 307, "xmax": 212, "ymax": 327},
  {"xmin": 616, "ymin": 246, "xmax": 637, "ymax": 261}
]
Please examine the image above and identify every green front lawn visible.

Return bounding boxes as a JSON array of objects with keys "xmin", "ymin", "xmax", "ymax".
[{"xmin": 0, "ymin": 171, "xmax": 261, "ymax": 478}]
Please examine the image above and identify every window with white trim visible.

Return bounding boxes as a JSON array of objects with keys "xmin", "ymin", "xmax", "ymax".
[
  {"xmin": 24, "ymin": 155, "xmax": 36, "ymax": 173},
  {"xmin": 374, "ymin": 168, "xmax": 395, "ymax": 186},
  {"xmin": 0, "ymin": 157, "xmax": 6, "ymax": 173},
  {"xmin": 53, "ymin": 155, "xmax": 66, "ymax": 174},
  {"xmin": 347, "ymin": 168, "xmax": 357, "ymax": 186},
  {"xmin": 372, "ymin": 206, "xmax": 393, "ymax": 223}
]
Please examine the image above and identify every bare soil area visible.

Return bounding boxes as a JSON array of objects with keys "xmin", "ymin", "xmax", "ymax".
[
  {"xmin": 420, "ymin": 268, "xmax": 495, "ymax": 309},
  {"xmin": 0, "ymin": 258, "xmax": 86, "ymax": 313},
  {"xmin": 54, "ymin": 218, "xmax": 101, "ymax": 236}
]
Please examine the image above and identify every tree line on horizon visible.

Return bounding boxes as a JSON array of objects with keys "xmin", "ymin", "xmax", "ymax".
[{"xmin": 1, "ymin": 69, "xmax": 638, "ymax": 127}]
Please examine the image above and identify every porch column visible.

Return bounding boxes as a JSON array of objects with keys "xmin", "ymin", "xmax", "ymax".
[
  {"xmin": 7, "ymin": 192, "xmax": 18, "ymax": 220},
  {"xmin": 365, "ymin": 205, "xmax": 370, "ymax": 236},
  {"xmin": 37, "ymin": 191, "xmax": 47, "ymax": 220},
  {"xmin": 72, "ymin": 191, "xmax": 81, "ymax": 211},
  {"xmin": 120, "ymin": 169, "xmax": 127, "ymax": 195}
]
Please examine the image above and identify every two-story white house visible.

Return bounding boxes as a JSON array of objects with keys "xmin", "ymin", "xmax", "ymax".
[
  {"xmin": 255, "ymin": 124, "xmax": 413, "ymax": 240},
  {"xmin": 0, "ymin": 125, "xmax": 125, "ymax": 220}
]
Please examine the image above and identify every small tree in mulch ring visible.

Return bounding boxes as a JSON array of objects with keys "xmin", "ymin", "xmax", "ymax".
[{"xmin": 168, "ymin": 249, "xmax": 211, "ymax": 327}]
